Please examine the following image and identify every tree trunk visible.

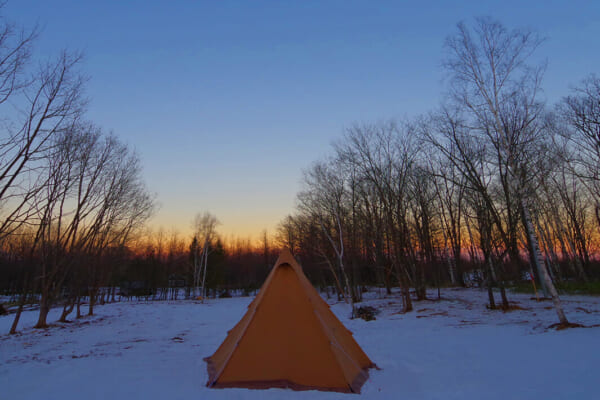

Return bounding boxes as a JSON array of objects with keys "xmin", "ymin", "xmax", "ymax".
[
  {"xmin": 521, "ymin": 201, "xmax": 569, "ymax": 325},
  {"xmin": 34, "ymin": 301, "xmax": 50, "ymax": 329},
  {"xmin": 338, "ymin": 254, "xmax": 355, "ymax": 317},
  {"xmin": 416, "ymin": 260, "xmax": 427, "ymax": 300},
  {"xmin": 200, "ymin": 243, "xmax": 209, "ymax": 303},
  {"xmin": 320, "ymin": 217, "xmax": 353, "ymax": 315},
  {"xmin": 485, "ymin": 254, "xmax": 496, "ymax": 310},
  {"xmin": 403, "ymin": 285, "xmax": 413, "ymax": 312},
  {"xmin": 441, "ymin": 228, "xmax": 457, "ymax": 285},
  {"xmin": 522, "ymin": 206, "xmax": 550, "ymax": 297},
  {"xmin": 447, "ymin": 251, "xmax": 457, "ymax": 285},
  {"xmin": 59, "ymin": 301, "xmax": 75, "ymax": 323},
  {"xmin": 499, "ymin": 284, "xmax": 509, "ymax": 309},
  {"xmin": 539, "ymin": 219, "xmax": 563, "ymax": 283},
  {"xmin": 384, "ymin": 265, "xmax": 393, "ymax": 295},
  {"xmin": 88, "ymin": 288, "xmax": 97, "ymax": 316},
  {"xmin": 76, "ymin": 296, "xmax": 82, "ymax": 318},
  {"xmin": 9, "ymin": 300, "xmax": 25, "ymax": 334},
  {"xmin": 324, "ymin": 256, "xmax": 346, "ymax": 303}
]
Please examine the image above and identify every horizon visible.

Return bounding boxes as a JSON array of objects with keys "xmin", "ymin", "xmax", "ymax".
[{"xmin": 5, "ymin": 0, "xmax": 600, "ymax": 242}]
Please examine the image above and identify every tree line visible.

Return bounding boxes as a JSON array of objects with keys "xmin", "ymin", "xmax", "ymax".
[
  {"xmin": 276, "ymin": 18, "xmax": 600, "ymax": 326},
  {"xmin": 0, "ymin": 12, "xmax": 155, "ymax": 332},
  {"xmin": 3, "ymin": 16, "xmax": 599, "ymax": 332}
]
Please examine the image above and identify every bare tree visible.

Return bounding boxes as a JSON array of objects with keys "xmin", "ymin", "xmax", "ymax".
[
  {"xmin": 0, "ymin": 50, "xmax": 86, "ymax": 241},
  {"xmin": 298, "ymin": 159, "xmax": 355, "ymax": 314},
  {"xmin": 191, "ymin": 211, "xmax": 219, "ymax": 301},
  {"xmin": 335, "ymin": 121, "xmax": 420, "ymax": 311},
  {"xmin": 559, "ymin": 75, "xmax": 600, "ymax": 229},
  {"xmin": 25, "ymin": 124, "xmax": 154, "ymax": 328},
  {"xmin": 440, "ymin": 17, "xmax": 568, "ymax": 324},
  {"xmin": 429, "ymin": 152, "xmax": 466, "ymax": 286},
  {"xmin": 83, "ymin": 136, "xmax": 155, "ymax": 315},
  {"xmin": 275, "ymin": 215, "xmax": 299, "ymax": 254}
]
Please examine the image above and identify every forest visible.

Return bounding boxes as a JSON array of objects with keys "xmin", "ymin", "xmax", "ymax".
[{"xmin": 2, "ymin": 16, "xmax": 600, "ymax": 333}]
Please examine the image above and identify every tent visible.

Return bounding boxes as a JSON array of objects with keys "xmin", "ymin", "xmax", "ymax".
[{"xmin": 204, "ymin": 249, "xmax": 377, "ymax": 393}]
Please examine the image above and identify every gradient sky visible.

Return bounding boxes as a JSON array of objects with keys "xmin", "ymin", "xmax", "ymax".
[{"xmin": 5, "ymin": 1, "xmax": 600, "ymax": 240}]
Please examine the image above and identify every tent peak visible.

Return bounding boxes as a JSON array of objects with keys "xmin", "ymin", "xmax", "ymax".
[{"xmin": 274, "ymin": 248, "xmax": 296, "ymax": 264}]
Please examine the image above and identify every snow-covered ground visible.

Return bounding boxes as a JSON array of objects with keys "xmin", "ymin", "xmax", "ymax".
[{"xmin": 1, "ymin": 288, "xmax": 599, "ymax": 400}]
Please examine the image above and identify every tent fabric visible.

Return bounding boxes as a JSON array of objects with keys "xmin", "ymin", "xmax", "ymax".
[{"xmin": 204, "ymin": 249, "xmax": 377, "ymax": 393}]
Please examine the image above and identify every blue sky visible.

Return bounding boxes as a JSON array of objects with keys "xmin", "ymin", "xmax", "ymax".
[{"xmin": 5, "ymin": 1, "xmax": 600, "ymax": 240}]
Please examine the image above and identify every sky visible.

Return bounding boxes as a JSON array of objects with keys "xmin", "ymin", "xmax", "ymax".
[{"xmin": 4, "ymin": 1, "xmax": 600, "ymax": 241}]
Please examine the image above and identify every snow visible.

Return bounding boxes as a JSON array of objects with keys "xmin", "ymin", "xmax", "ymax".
[{"xmin": 1, "ymin": 289, "xmax": 599, "ymax": 399}]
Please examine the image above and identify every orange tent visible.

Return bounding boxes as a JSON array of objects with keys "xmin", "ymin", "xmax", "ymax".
[{"xmin": 204, "ymin": 249, "xmax": 377, "ymax": 393}]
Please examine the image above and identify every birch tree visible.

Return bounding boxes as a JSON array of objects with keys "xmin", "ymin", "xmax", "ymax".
[
  {"xmin": 442, "ymin": 17, "xmax": 568, "ymax": 324},
  {"xmin": 298, "ymin": 159, "xmax": 355, "ymax": 314},
  {"xmin": 191, "ymin": 212, "xmax": 219, "ymax": 302}
]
